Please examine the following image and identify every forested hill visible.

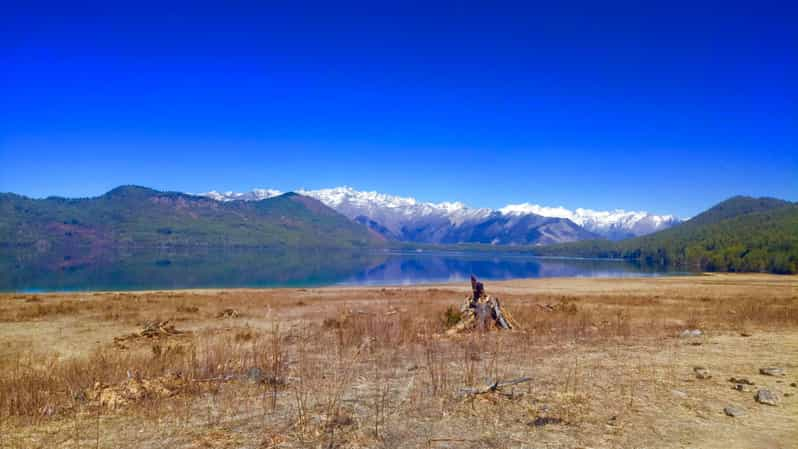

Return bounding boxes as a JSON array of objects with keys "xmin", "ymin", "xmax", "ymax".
[
  {"xmin": 0, "ymin": 186, "xmax": 384, "ymax": 249},
  {"xmin": 533, "ymin": 196, "xmax": 798, "ymax": 274}
]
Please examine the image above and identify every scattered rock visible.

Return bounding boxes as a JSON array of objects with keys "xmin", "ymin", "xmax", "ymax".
[
  {"xmin": 759, "ymin": 367, "xmax": 786, "ymax": 377},
  {"xmin": 729, "ymin": 377, "xmax": 755, "ymax": 385},
  {"xmin": 755, "ymin": 389, "xmax": 779, "ymax": 406},
  {"xmin": 694, "ymin": 367, "xmax": 712, "ymax": 379},
  {"xmin": 724, "ymin": 405, "xmax": 745, "ymax": 417}
]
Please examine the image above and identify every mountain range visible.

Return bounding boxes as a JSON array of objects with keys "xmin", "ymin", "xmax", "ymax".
[
  {"xmin": 534, "ymin": 196, "xmax": 798, "ymax": 274},
  {"xmin": 0, "ymin": 186, "xmax": 382, "ymax": 249},
  {"xmin": 1, "ymin": 186, "xmax": 795, "ymax": 274},
  {"xmin": 202, "ymin": 187, "xmax": 681, "ymax": 245}
]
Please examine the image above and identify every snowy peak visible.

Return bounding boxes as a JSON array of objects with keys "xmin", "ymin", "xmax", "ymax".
[
  {"xmin": 296, "ymin": 187, "xmax": 493, "ymax": 229},
  {"xmin": 203, "ymin": 189, "xmax": 282, "ymax": 202},
  {"xmin": 500, "ymin": 203, "xmax": 679, "ymax": 238},
  {"xmin": 198, "ymin": 187, "xmax": 681, "ymax": 242}
]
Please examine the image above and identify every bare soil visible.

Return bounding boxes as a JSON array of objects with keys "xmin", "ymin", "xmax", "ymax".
[{"xmin": 1, "ymin": 273, "xmax": 796, "ymax": 448}]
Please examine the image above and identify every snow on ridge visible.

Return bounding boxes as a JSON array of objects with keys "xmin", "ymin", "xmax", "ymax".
[
  {"xmin": 500, "ymin": 202, "xmax": 677, "ymax": 231},
  {"xmin": 199, "ymin": 187, "xmax": 679, "ymax": 236},
  {"xmin": 202, "ymin": 189, "xmax": 283, "ymax": 201}
]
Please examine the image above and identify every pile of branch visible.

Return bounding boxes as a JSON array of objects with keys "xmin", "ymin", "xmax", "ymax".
[
  {"xmin": 446, "ymin": 276, "xmax": 520, "ymax": 335},
  {"xmin": 460, "ymin": 376, "xmax": 532, "ymax": 397},
  {"xmin": 139, "ymin": 319, "xmax": 183, "ymax": 337},
  {"xmin": 113, "ymin": 320, "xmax": 186, "ymax": 348}
]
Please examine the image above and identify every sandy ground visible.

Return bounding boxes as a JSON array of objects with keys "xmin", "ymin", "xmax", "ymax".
[{"xmin": 1, "ymin": 274, "xmax": 796, "ymax": 449}]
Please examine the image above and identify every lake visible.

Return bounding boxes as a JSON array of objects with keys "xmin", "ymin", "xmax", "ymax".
[{"xmin": 0, "ymin": 247, "xmax": 686, "ymax": 292}]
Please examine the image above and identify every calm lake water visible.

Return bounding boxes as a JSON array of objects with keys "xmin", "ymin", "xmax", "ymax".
[{"xmin": 0, "ymin": 247, "xmax": 685, "ymax": 292}]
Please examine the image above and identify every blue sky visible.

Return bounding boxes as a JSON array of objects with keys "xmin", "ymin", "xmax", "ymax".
[{"xmin": 1, "ymin": 2, "xmax": 796, "ymax": 217}]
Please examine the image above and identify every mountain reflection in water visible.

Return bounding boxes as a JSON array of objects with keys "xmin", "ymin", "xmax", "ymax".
[{"xmin": 0, "ymin": 247, "xmax": 681, "ymax": 292}]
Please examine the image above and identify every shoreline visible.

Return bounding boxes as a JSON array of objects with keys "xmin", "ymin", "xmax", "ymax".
[{"xmin": 3, "ymin": 272, "xmax": 793, "ymax": 296}]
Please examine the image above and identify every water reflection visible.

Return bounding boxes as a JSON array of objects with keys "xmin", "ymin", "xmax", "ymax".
[{"xmin": 0, "ymin": 247, "xmax": 681, "ymax": 292}]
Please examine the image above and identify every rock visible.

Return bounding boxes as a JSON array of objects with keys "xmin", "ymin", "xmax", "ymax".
[
  {"xmin": 755, "ymin": 389, "xmax": 779, "ymax": 406},
  {"xmin": 729, "ymin": 377, "xmax": 755, "ymax": 385},
  {"xmin": 791, "ymin": 382, "xmax": 797, "ymax": 388},
  {"xmin": 759, "ymin": 367, "xmax": 785, "ymax": 377},
  {"xmin": 724, "ymin": 405, "xmax": 745, "ymax": 417},
  {"xmin": 671, "ymin": 389, "xmax": 688, "ymax": 399},
  {"xmin": 246, "ymin": 367, "xmax": 263, "ymax": 383},
  {"xmin": 217, "ymin": 308, "xmax": 240, "ymax": 318},
  {"xmin": 694, "ymin": 367, "xmax": 712, "ymax": 379},
  {"xmin": 680, "ymin": 329, "xmax": 703, "ymax": 338},
  {"xmin": 740, "ymin": 332, "xmax": 752, "ymax": 337},
  {"xmin": 734, "ymin": 384, "xmax": 752, "ymax": 392},
  {"xmin": 529, "ymin": 416, "xmax": 562, "ymax": 427}
]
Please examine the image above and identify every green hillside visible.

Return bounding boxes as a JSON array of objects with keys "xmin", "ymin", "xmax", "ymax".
[
  {"xmin": 0, "ymin": 186, "xmax": 383, "ymax": 249},
  {"xmin": 534, "ymin": 196, "xmax": 798, "ymax": 274}
]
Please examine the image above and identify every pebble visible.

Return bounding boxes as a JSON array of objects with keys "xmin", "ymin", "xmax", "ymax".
[
  {"xmin": 724, "ymin": 405, "xmax": 745, "ymax": 417},
  {"xmin": 694, "ymin": 367, "xmax": 712, "ymax": 379},
  {"xmin": 729, "ymin": 377, "xmax": 755, "ymax": 385},
  {"xmin": 671, "ymin": 389, "xmax": 688, "ymax": 399},
  {"xmin": 530, "ymin": 416, "xmax": 562, "ymax": 427},
  {"xmin": 755, "ymin": 389, "xmax": 779, "ymax": 406},
  {"xmin": 680, "ymin": 329, "xmax": 703, "ymax": 338},
  {"xmin": 760, "ymin": 367, "xmax": 786, "ymax": 377},
  {"xmin": 733, "ymin": 384, "xmax": 752, "ymax": 393},
  {"xmin": 246, "ymin": 367, "xmax": 263, "ymax": 383}
]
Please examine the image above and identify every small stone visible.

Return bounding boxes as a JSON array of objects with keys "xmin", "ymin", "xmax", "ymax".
[
  {"xmin": 740, "ymin": 332, "xmax": 752, "ymax": 337},
  {"xmin": 680, "ymin": 329, "xmax": 703, "ymax": 338},
  {"xmin": 724, "ymin": 405, "xmax": 745, "ymax": 417},
  {"xmin": 694, "ymin": 367, "xmax": 712, "ymax": 379},
  {"xmin": 671, "ymin": 389, "xmax": 688, "ymax": 399},
  {"xmin": 246, "ymin": 367, "xmax": 263, "ymax": 383},
  {"xmin": 785, "ymin": 392, "xmax": 793, "ymax": 397},
  {"xmin": 755, "ymin": 389, "xmax": 779, "ymax": 406},
  {"xmin": 529, "ymin": 416, "xmax": 562, "ymax": 427},
  {"xmin": 733, "ymin": 384, "xmax": 752, "ymax": 392},
  {"xmin": 760, "ymin": 367, "xmax": 786, "ymax": 377},
  {"xmin": 729, "ymin": 377, "xmax": 755, "ymax": 385},
  {"xmin": 790, "ymin": 382, "xmax": 797, "ymax": 388}
]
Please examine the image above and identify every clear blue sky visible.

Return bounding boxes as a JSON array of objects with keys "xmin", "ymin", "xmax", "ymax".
[{"xmin": 1, "ymin": 2, "xmax": 796, "ymax": 217}]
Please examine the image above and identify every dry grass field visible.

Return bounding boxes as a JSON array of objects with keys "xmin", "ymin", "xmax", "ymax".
[{"xmin": 1, "ymin": 274, "xmax": 796, "ymax": 449}]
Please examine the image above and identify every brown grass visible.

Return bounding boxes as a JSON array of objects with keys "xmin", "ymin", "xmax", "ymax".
[{"xmin": 0, "ymin": 274, "xmax": 796, "ymax": 448}]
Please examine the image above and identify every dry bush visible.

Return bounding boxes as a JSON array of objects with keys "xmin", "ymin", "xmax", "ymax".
[
  {"xmin": 3, "ymin": 300, "xmax": 81, "ymax": 321},
  {"xmin": 0, "ymin": 327, "xmax": 289, "ymax": 422}
]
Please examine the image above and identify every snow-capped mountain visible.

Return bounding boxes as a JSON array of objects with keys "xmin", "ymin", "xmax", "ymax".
[
  {"xmin": 199, "ymin": 187, "xmax": 681, "ymax": 244},
  {"xmin": 499, "ymin": 203, "xmax": 681, "ymax": 240},
  {"xmin": 203, "ymin": 189, "xmax": 282, "ymax": 202}
]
